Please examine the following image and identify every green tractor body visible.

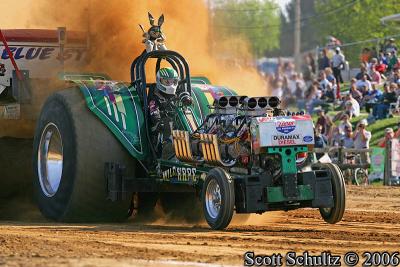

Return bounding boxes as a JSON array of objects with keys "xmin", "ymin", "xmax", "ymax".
[{"xmin": 33, "ymin": 50, "xmax": 346, "ymax": 229}]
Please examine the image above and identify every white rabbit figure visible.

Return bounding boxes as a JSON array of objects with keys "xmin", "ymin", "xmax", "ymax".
[{"xmin": 140, "ymin": 12, "xmax": 167, "ymax": 52}]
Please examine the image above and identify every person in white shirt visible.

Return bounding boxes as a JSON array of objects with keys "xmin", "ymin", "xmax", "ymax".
[
  {"xmin": 331, "ymin": 47, "xmax": 345, "ymax": 85},
  {"xmin": 345, "ymin": 97, "xmax": 360, "ymax": 117},
  {"xmin": 287, "ymin": 73, "xmax": 299, "ymax": 95},
  {"xmin": 355, "ymin": 74, "xmax": 372, "ymax": 91},
  {"xmin": 272, "ymin": 81, "xmax": 283, "ymax": 98},
  {"xmin": 353, "ymin": 119, "xmax": 371, "ymax": 164},
  {"xmin": 318, "ymin": 71, "xmax": 331, "ymax": 93}
]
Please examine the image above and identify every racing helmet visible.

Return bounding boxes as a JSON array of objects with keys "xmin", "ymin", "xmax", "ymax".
[{"xmin": 156, "ymin": 67, "xmax": 179, "ymax": 95}]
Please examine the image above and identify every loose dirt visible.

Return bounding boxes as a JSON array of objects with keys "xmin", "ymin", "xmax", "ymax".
[{"xmin": 0, "ymin": 185, "xmax": 399, "ymax": 267}]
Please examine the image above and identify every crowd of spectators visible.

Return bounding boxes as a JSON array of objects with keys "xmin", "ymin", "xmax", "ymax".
[{"xmin": 266, "ymin": 38, "xmax": 400, "ymax": 164}]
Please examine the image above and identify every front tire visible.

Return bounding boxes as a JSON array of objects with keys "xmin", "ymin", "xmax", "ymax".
[
  {"xmin": 33, "ymin": 88, "xmax": 137, "ymax": 222},
  {"xmin": 318, "ymin": 163, "xmax": 346, "ymax": 224},
  {"xmin": 202, "ymin": 168, "xmax": 235, "ymax": 230}
]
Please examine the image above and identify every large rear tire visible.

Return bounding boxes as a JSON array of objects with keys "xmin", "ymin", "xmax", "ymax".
[
  {"xmin": 318, "ymin": 163, "xmax": 346, "ymax": 224},
  {"xmin": 33, "ymin": 88, "xmax": 138, "ymax": 222},
  {"xmin": 202, "ymin": 168, "xmax": 235, "ymax": 230}
]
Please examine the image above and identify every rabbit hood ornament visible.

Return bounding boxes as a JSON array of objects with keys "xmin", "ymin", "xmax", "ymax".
[{"xmin": 139, "ymin": 12, "xmax": 167, "ymax": 53}]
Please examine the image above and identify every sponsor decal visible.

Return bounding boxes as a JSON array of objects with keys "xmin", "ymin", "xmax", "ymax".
[
  {"xmin": 275, "ymin": 120, "xmax": 296, "ymax": 134},
  {"xmin": 303, "ymin": 135, "xmax": 314, "ymax": 143},
  {"xmin": 162, "ymin": 166, "xmax": 197, "ymax": 182},
  {"xmin": 273, "ymin": 134, "xmax": 300, "ymax": 145},
  {"xmin": 0, "ymin": 47, "xmax": 86, "ymax": 61},
  {"xmin": 0, "ymin": 63, "xmax": 5, "ymax": 76}
]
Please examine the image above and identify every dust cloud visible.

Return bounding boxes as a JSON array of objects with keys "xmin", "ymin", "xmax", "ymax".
[{"xmin": 2, "ymin": 0, "xmax": 268, "ymax": 96}]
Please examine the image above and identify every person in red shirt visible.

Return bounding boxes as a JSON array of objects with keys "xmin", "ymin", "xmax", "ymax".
[{"xmin": 378, "ymin": 128, "xmax": 397, "ymax": 148}]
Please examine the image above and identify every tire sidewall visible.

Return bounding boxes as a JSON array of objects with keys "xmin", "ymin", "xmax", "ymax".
[
  {"xmin": 33, "ymin": 94, "xmax": 76, "ymax": 221},
  {"xmin": 319, "ymin": 163, "xmax": 346, "ymax": 223},
  {"xmin": 202, "ymin": 168, "xmax": 234, "ymax": 229}
]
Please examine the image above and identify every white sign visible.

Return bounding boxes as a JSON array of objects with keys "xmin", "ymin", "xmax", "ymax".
[
  {"xmin": 258, "ymin": 115, "xmax": 314, "ymax": 147},
  {"xmin": 391, "ymin": 139, "xmax": 400, "ymax": 177}
]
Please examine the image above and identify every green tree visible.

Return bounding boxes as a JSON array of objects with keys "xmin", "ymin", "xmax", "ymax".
[
  {"xmin": 268, "ymin": 0, "xmax": 319, "ymax": 57},
  {"xmin": 314, "ymin": 0, "xmax": 400, "ymax": 64},
  {"xmin": 212, "ymin": 0, "xmax": 281, "ymax": 57}
]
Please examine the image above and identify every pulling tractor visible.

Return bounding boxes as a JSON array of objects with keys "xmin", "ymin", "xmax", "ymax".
[
  {"xmin": 33, "ymin": 48, "xmax": 345, "ymax": 229},
  {"xmin": 0, "ymin": 28, "xmax": 346, "ymax": 229}
]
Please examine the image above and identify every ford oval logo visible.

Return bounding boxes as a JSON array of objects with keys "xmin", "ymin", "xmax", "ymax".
[{"xmin": 303, "ymin": 135, "xmax": 313, "ymax": 143}]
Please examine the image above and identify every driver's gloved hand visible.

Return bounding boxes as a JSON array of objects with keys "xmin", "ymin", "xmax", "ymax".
[{"xmin": 179, "ymin": 92, "xmax": 193, "ymax": 106}]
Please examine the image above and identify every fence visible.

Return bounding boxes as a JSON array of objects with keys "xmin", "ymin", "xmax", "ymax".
[{"xmin": 313, "ymin": 143, "xmax": 399, "ymax": 186}]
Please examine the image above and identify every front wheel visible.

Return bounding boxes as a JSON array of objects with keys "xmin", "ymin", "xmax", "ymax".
[
  {"xmin": 319, "ymin": 163, "xmax": 346, "ymax": 224},
  {"xmin": 202, "ymin": 168, "xmax": 235, "ymax": 230}
]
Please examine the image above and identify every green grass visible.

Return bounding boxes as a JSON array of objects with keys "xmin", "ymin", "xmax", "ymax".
[{"xmin": 340, "ymin": 82, "xmax": 350, "ymax": 92}]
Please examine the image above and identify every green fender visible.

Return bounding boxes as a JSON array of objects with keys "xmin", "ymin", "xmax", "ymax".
[
  {"xmin": 76, "ymin": 80, "xmax": 149, "ymax": 160},
  {"xmin": 69, "ymin": 75, "xmax": 236, "ymax": 161}
]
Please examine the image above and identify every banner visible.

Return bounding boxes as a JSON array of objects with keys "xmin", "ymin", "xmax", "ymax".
[
  {"xmin": 370, "ymin": 147, "xmax": 385, "ymax": 180},
  {"xmin": 391, "ymin": 139, "xmax": 400, "ymax": 177}
]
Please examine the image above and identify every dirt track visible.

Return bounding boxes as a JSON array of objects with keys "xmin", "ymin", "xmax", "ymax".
[{"xmin": 0, "ymin": 186, "xmax": 400, "ymax": 267}]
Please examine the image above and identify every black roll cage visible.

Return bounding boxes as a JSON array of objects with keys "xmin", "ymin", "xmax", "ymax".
[{"xmin": 130, "ymin": 50, "xmax": 192, "ymax": 160}]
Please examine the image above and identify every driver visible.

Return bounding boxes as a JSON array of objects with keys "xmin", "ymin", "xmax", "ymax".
[
  {"xmin": 148, "ymin": 67, "xmax": 180, "ymax": 156},
  {"xmin": 149, "ymin": 67, "xmax": 179, "ymax": 128}
]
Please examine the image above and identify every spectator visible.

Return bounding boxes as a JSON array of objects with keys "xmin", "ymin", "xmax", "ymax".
[
  {"xmin": 349, "ymin": 83, "xmax": 363, "ymax": 103},
  {"xmin": 318, "ymin": 49, "xmax": 330, "ymax": 71},
  {"xmin": 333, "ymin": 94, "xmax": 360, "ymax": 121},
  {"xmin": 355, "ymin": 64, "xmax": 372, "ymax": 81},
  {"xmin": 316, "ymin": 109, "xmax": 333, "ymax": 137},
  {"xmin": 355, "ymin": 74, "xmax": 372, "ymax": 91},
  {"xmin": 379, "ymin": 50, "xmax": 389, "ymax": 66},
  {"xmin": 318, "ymin": 71, "xmax": 331, "ymax": 93},
  {"xmin": 271, "ymin": 80, "xmax": 283, "ymax": 99},
  {"xmin": 325, "ymin": 67, "xmax": 336, "ymax": 84},
  {"xmin": 287, "ymin": 72, "xmax": 299, "ymax": 95},
  {"xmin": 373, "ymin": 83, "xmax": 398, "ymax": 119},
  {"xmin": 385, "ymin": 38, "xmax": 398, "ymax": 54},
  {"xmin": 367, "ymin": 57, "xmax": 378, "ymax": 76},
  {"xmin": 306, "ymin": 81, "xmax": 324, "ymax": 114},
  {"xmin": 308, "ymin": 52, "xmax": 316, "ymax": 75},
  {"xmin": 322, "ymin": 84, "xmax": 336, "ymax": 103},
  {"xmin": 325, "ymin": 67, "xmax": 337, "ymax": 96},
  {"xmin": 314, "ymin": 124, "xmax": 328, "ymax": 159},
  {"xmin": 330, "ymin": 126, "xmax": 344, "ymax": 146},
  {"xmin": 388, "ymin": 51, "xmax": 398, "ymax": 72},
  {"xmin": 370, "ymin": 66, "xmax": 382, "ymax": 85},
  {"xmin": 378, "ymin": 128, "xmax": 395, "ymax": 148},
  {"xmin": 331, "ymin": 47, "xmax": 345, "ymax": 91},
  {"xmin": 345, "ymin": 94, "xmax": 360, "ymax": 118},
  {"xmin": 338, "ymin": 113, "xmax": 352, "ymax": 132},
  {"xmin": 284, "ymin": 62, "xmax": 296, "ymax": 78},
  {"xmin": 363, "ymin": 83, "xmax": 382, "ymax": 113},
  {"xmin": 341, "ymin": 126, "xmax": 354, "ymax": 148},
  {"xmin": 389, "ymin": 69, "xmax": 400, "ymax": 86},
  {"xmin": 295, "ymin": 80, "xmax": 306, "ymax": 110},
  {"xmin": 395, "ymin": 121, "xmax": 400, "ymax": 138},
  {"xmin": 302, "ymin": 55, "xmax": 314, "ymax": 85},
  {"xmin": 360, "ymin": 48, "xmax": 371, "ymax": 64},
  {"xmin": 353, "ymin": 119, "xmax": 371, "ymax": 164},
  {"xmin": 392, "ymin": 82, "xmax": 400, "ymax": 97}
]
